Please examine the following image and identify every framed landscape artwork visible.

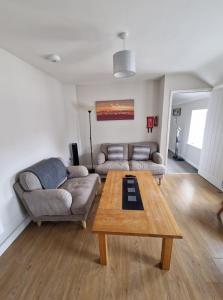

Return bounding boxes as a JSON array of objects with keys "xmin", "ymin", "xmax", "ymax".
[{"xmin": 96, "ymin": 99, "xmax": 134, "ymax": 121}]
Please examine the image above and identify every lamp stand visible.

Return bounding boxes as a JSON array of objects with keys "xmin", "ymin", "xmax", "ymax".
[{"xmin": 88, "ymin": 110, "xmax": 95, "ymax": 173}]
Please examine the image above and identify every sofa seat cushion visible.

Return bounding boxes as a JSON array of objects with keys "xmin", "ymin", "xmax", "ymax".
[
  {"xmin": 129, "ymin": 160, "xmax": 165, "ymax": 175},
  {"xmin": 95, "ymin": 161, "xmax": 129, "ymax": 175},
  {"xmin": 60, "ymin": 174, "xmax": 99, "ymax": 215}
]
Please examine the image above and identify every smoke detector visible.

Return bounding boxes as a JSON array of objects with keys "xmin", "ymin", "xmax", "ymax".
[{"xmin": 46, "ymin": 54, "xmax": 61, "ymax": 63}]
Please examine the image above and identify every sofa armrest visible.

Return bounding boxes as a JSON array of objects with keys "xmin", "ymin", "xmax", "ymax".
[
  {"xmin": 97, "ymin": 152, "xmax": 106, "ymax": 165},
  {"xmin": 152, "ymin": 152, "xmax": 163, "ymax": 164},
  {"xmin": 23, "ymin": 189, "xmax": 72, "ymax": 217},
  {"xmin": 67, "ymin": 166, "xmax": 89, "ymax": 178}
]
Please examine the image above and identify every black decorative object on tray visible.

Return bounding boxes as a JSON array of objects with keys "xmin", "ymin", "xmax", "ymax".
[{"xmin": 122, "ymin": 175, "xmax": 144, "ymax": 210}]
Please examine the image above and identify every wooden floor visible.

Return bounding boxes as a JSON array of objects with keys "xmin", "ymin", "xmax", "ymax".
[{"xmin": 0, "ymin": 174, "xmax": 223, "ymax": 300}]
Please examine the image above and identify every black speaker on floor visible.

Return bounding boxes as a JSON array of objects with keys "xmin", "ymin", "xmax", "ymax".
[{"xmin": 71, "ymin": 143, "xmax": 79, "ymax": 166}]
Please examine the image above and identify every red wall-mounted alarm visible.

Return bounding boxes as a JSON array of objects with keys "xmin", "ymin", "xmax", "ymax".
[{"xmin": 147, "ymin": 116, "xmax": 154, "ymax": 132}]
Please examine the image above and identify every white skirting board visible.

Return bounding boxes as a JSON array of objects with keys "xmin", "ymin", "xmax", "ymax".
[
  {"xmin": 182, "ymin": 157, "xmax": 198, "ymax": 170},
  {"xmin": 198, "ymin": 169, "xmax": 223, "ymax": 192},
  {"xmin": 0, "ymin": 217, "xmax": 31, "ymax": 256}
]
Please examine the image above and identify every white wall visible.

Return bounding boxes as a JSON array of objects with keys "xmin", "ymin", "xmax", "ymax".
[
  {"xmin": 0, "ymin": 48, "xmax": 76, "ymax": 255},
  {"xmin": 169, "ymin": 98, "xmax": 209, "ymax": 168},
  {"xmin": 157, "ymin": 76, "xmax": 165, "ymax": 144},
  {"xmin": 62, "ymin": 84, "xmax": 82, "ymax": 161},
  {"xmin": 159, "ymin": 74, "xmax": 211, "ymax": 163},
  {"xmin": 76, "ymin": 80, "xmax": 161, "ymax": 165},
  {"xmin": 199, "ymin": 87, "xmax": 223, "ymax": 191}
]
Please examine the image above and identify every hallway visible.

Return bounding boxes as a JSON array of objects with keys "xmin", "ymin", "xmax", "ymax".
[{"xmin": 167, "ymin": 151, "xmax": 198, "ymax": 173}]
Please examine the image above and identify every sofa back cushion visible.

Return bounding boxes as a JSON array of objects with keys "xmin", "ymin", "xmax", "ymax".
[
  {"xmin": 19, "ymin": 172, "xmax": 42, "ymax": 191},
  {"xmin": 24, "ymin": 158, "xmax": 67, "ymax": 189},
  {"xmin": 107, "ymin": 145, "xmax": 124, "ymax": 161},
  {"xmin": 100, "ymin": 143, "xmax": 128, "ymax": 160},
  {"xmin": 132, "ymin": 145, "xmax": 150, "ymax": 161},
  {"xmin": 128, "ymin": 142, "xmax": 158, "ymax": 160}
]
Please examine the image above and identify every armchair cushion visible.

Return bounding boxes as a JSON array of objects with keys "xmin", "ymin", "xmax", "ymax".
[
  {"xmin": 67, "ymin": 166, "xmax": 89, "ymax": 178},
  {"xmin": 97, "ymin": 152, "xmax": 106, "ymax": 165},
  {"xmin": 152, "ymin": 152, "xmax": 163, "ymax": 164},
  {"xmin": 23, "ymin": 189, "xmax": 72, "ymax": 217},
  {"xmin": 25, "ymin": 158, "xmax": 67, "ymax": 189},
  {"xmin": 60, "ymin": 174, "xmax": 100, "ymax": 215},
  {"xmin": 19, "ymin": 171, "xmax": 42, "ymax": 191}
]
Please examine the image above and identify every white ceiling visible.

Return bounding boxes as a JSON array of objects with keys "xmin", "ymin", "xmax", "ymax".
[
  {"xmin": 172, "ymin": 91, "xmax": 211, "ymax": 106},
  {"xmin": 1, "ymin": 0, "xmax": 223, "ymax": 85}
]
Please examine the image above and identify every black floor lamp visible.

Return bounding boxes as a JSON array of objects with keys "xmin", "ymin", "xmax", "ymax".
[{"xmin": 88, "ymin": 109, "xmax": 95, "ymax": 173}]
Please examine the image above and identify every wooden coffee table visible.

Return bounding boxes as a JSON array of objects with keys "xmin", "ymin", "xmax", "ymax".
[{"xmin": 92, "ymin": 170, "xmax": 183, "ymax": 270}]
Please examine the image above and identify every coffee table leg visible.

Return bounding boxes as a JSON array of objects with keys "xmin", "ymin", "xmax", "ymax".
[
  {"xmin": 161, "ymin": 238, "xmax": 173, "ymax": 270},
  {"xmin": 98, "ymin": 233, "xmax": 108, "ymax": 265}
]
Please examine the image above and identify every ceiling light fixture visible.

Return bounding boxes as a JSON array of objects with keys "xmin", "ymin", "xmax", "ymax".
[
  {"xmin": 113, "ymin": 32, "xmax": 136, "ymax": 78},
  {"xmin": 46, "ymin": 54, "xmax": 61, "ymax": 63}
]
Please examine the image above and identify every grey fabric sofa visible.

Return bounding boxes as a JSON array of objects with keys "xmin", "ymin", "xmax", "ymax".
[
  {"xmin": 14, "ymin": 158, "xmax": 100, "ymax": 228},
  {"xmin": 95, "ymin": 142, "xmax": 165, "ymax": 184}
]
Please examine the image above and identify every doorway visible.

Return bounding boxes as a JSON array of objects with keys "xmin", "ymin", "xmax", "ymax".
[{"xmin": 167, "ymin": 91, "xmax": 211, "ymax": 173}]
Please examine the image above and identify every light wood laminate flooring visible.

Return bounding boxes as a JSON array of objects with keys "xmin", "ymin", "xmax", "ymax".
[{"xmin": 0, "ymin": 174, "xmax": 223, "ymax": 300}]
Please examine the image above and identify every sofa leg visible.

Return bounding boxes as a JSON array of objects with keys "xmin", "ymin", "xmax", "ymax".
[
  {"xmin": 81, "ymin": 220, "xmax": 87, "ymax": 229},
  {"xmin": 158, "ymin": 178, "xmax": 162, "ymax": 185},
  {"xmin": 37, "ymin": 221, "xmax": 42, "ymax": 227}
]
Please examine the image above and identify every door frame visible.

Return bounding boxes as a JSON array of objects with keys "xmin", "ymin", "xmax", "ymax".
[{"xmin": 164, "ymin": 88, "xmax": 212, "ymax": 166}]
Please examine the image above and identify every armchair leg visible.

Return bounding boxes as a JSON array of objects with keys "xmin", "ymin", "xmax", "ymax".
[
  {"xmin": 158, "ymin": 178, "xmax": 162, "ymax": 185},
  {"xmin": 81, "ymin": 220, "xmax": 87, "ymax": 229},
  {"xmin": 37, "ymin": 221, "xmax": 42, "ymax": 227}
]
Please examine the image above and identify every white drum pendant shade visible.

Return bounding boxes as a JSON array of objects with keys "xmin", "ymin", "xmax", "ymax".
[{"xmin": 113, "ymin": 50, "xmax": 136, "ymax": 78}]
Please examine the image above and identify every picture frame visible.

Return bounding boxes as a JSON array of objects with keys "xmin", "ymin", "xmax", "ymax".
[
  {"xmin": 173, "ymin": 108, "xmax": 181, "ymax": 117},
  {"xmin": 96, "ymin": 99, "xmax": 134, "ymax": 121}
]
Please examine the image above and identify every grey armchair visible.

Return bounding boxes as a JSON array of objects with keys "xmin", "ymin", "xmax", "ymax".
[{"xmin": 14, "ymin": 158, "xmax": 100, "ymax": 228}]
